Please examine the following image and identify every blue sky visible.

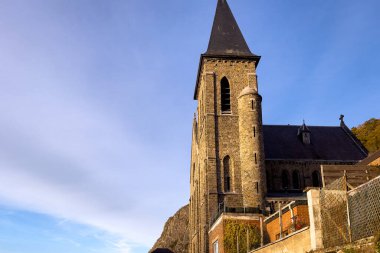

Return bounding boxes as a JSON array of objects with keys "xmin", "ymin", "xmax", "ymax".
[{"xmin": 0, "ymin": 0, "xmax": 379, "ymax": 253}]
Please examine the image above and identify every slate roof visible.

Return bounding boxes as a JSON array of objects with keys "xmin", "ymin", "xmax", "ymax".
[
  {"xmin": 205, "ymin": 0, "xmax": 256, "ymax": 57},
  {"xmin": 263, "ymin": 125, "xmax": 368, "ymax": 161}
]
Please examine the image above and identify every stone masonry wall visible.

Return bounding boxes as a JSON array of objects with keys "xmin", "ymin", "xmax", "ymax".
[
  {"xmin": 189, "ymin": 57, "xmax": 260, "ymax": 253},
  {"xmin": 238, "ymin": 89, "xmax": 266, "ymax": 208}
]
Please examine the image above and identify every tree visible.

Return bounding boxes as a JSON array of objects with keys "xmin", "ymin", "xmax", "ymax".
[{"xmin": 352, "ymin": 118, "xmax": 380, "ymax": 153}]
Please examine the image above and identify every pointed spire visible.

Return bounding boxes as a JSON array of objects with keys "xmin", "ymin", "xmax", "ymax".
[
  {"xmin": 299, "ymin": 120, "xmax": 311, "ymax": 133},
  {"xmin": 206, "ymin": 0, "xmax": 256, "ymax": 56}
]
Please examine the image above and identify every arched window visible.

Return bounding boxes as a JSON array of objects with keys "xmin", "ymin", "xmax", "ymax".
[
  {"xmin": 221, "ymin": 77, "xmax": 231, "ymax": 112},
  {"xmin": 312, "ymin": 171, "xmax": 321, "ymax": 187},
  {"xmin": 223, "ymin": 156, "xmax": 231, "ymax": 192},
  {"xmin": 281, "ymin": 170, "xmax": 289, "ymax": 190},
  {"xmin": 292, "ymin": 170, "xmax": 300, "ymax": 189}
]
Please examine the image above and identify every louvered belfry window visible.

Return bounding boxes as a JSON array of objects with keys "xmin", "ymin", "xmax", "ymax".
[{"xmin": 221, "ymin": 77, "xmax": 231, "ymax": 112}]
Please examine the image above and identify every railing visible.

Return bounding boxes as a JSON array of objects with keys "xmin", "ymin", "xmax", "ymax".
[
  {"xmin": 210, "ymin": 203, "xmax": 266, "ymax": 227},
  {"xmin": 264, "ymin": 200, "xmax": 308, "ymax": 224}
]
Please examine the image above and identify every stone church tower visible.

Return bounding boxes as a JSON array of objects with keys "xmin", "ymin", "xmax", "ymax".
[
  {"xmin": 185, "ymin": 1, "xmax": 369, "ymax": 253},
  {"xmin": 189, "ymin": 0, "xmax": 266, "ymax": 252}
]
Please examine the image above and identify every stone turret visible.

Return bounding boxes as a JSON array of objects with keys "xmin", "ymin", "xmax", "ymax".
[{"xmin": 238, "ymin": 84, "xmax": 266, "ymax": 209}]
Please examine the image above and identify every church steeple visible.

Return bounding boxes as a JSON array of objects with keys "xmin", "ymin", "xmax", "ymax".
[
  {"xmin": 189, "ymin": 2, "xmax": 265, "ymax": 253},
  {"xmin": 206, "ymin": 0, "xmax": 257, "ymax": 57},
  {"xmin": 194, "ymin": 0, "xmax": 260, "ymax": 99}
]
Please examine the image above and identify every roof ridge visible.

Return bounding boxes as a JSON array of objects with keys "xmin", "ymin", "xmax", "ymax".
[
  {"xmin": 263, "ymin": 124, "xmax": 367, "ymax": 161},
  {"xmin": 263, "ymin": 124, "xmax": 341, "ymax": 128}
]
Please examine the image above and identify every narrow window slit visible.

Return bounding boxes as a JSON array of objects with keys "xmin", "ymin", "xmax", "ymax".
[
  {"xmin": 223, "ymin": 156, "xmax": 231, "ymax": 192},
  {"xmin": 221, "ymin": 77, "xmax": 231, "ymax": 112}
]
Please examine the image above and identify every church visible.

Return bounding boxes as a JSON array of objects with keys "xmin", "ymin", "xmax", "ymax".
[{"xmin": 188, "ymin": 0, "xmax": 368, "ymax": 252}]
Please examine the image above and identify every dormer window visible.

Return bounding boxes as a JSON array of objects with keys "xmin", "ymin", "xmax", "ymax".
[
  {"xmin": 298, "ymin": 120, "xmax": 311, "ymax": 145},
  {"xmin": 221, "ymin": 77, "xmax": 231, "ymax": 113},
  {"xmin": 302, "ymin": 132, "xmax": 310, "ymax": 144}
]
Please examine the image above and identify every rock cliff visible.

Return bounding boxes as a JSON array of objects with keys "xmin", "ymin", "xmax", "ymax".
[{"xmin": 150, "ymin": 205, "xmax": 189, "ymax": 253}]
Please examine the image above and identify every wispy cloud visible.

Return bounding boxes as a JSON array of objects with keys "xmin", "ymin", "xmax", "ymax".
[
  {"xmin": 0, "ymin": 208, "xmax": 138, "ymax": 253},
  {"xmin": 0, "ymin": 1, "xmax": 191, "ymax": 250},
  {"xmin": 0, "ymin": 85, "xmax": 165, "ymax": 246}
]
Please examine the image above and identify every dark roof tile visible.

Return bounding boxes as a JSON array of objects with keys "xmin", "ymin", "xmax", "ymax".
[{"xmin": 263, "ymin": 125, "xmax": 368, "ymax": 161}]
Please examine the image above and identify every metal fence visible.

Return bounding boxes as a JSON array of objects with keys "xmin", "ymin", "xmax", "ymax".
[
  {"xmin": 210, "ymin": 202, "xmax": 265, "ymax": 227},
  {"xmin": 319, "ymin": 175, "xmax": 380, "ymax": 248},
  {"xmin": 320, "ymin": 177, "xmax": 350, "ymax": 248},
  {"xmin": 348, "ymin": 175, "xmax": 380, "ymax": 241}
]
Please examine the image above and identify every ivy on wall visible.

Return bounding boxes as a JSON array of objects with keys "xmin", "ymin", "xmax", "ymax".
[{"xmin": 224, "ymin": 220, "xmax": 261, "ymax": 253}]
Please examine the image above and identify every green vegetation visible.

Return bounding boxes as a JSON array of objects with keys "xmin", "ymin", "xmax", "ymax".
[
  {"xmin": 352, "ymin": 118, "xmax": 380, "ymax": 153},
  {"xmin": 224, "ymin": 220, "xmax": 261, "ymax": 253},
  {"xmin": 343, "ymin": 248, "xmax": 356, "ymax": 253}
]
